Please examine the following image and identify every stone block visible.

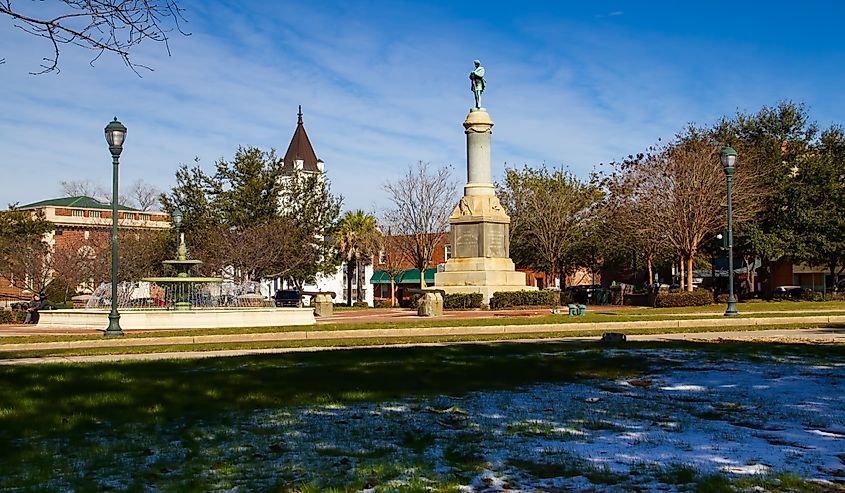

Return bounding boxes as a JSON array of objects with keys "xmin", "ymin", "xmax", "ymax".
[
  {"xmin": 417, "ymin": 292, "xmax": 438, "ymax": 317},
  {"xmin": 313, "ymin": 294, "xmax": 333, "ymax": 317},
  {"xmin": 433, "ymin": 292, "xmax": 444, "ymax": 316}
]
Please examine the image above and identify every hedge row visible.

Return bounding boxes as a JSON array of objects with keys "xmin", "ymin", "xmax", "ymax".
[
  {"xmin": 0, "ymin": 310, "xmax": 25, "ymax": 324},
  {"xmin": 443, "ymin": 293, "xmax": 484, "ymax": 309},
  {"xmin": 654, "ymin": 290, "xmax": 713, "ymax": 308},
  {"xmin": 490, "ymin": 290, "xmax": 555, "ymax": 309},
  {"xmin": 802, "ymin": 292, "xmax": 845, "ymax": 302},
  {"xmin": 558, "ymin": 291, "xmax": 573, "ymax": 305},
  {"xmin": 399, "ymin": 294, "xmax": 423, "ymax": 309}
]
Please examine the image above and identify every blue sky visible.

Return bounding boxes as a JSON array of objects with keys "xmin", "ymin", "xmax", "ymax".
[{"xmin": 2, "ymin": 1, "xmax": 844, "ymax": 213}]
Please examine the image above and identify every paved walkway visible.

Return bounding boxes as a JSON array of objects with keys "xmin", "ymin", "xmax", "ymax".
[
  {"xmin": 0, "ymin": 315, "xmax": 845, "ymax": 364},
  {"xmin": 1, "ymin": 322, "xmax": 843, "ymax": 365},
  {"xmin": 5, "ymin": 306, "xmax": 845, "ymax": 336}
]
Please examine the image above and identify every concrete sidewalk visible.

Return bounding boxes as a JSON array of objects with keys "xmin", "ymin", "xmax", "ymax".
[
  {"xmin": 3, "ymin": 314, "xmax": 845, "ymax": 352},
  {"xmin": 2, "ymin": 327, "xmax": 843, "ymax": 365},
  {"xmin": 1, "ymin": 314, "xmax": 844, "ymax": 365}
]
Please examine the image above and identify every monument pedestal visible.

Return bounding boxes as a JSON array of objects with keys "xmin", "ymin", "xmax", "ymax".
[{"xmin": 434, "ymin": 109, "xmax": 535, "ymax": 302}]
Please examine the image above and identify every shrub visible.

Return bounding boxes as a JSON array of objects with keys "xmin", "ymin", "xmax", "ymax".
[
  {"xmin": 655, "ymin": 289, "xmax": 713, "ymax": 308},
  {"xmin": 558, "ymin": 291, "xmax": 573, "ymax": 305},
  {"xmin": 352, "ymin": 301, "xmax": 369, "ymax": 308},
  {"xmin": 373, "ymin": 300, "xmax": 392, "ymax": 308},
  {"xmin": 44, "ymin": 279, "xmax": 72, "ymax": 304},
  {"xmin": 443, "ymin": 292, "xmax": 484, "ymax": 309},
  {"xmin": 803, "ymin": 291, "xmax": 823, "ymax": 302},
  {"xmin": 0, "ymin": 310, "xmax": 25, "ymax": 324},
  {"xmin": 399, "ymin": 294, "xmax": 422, "ymax": 308},
  {"xmin": 802, "ymin": 291, "xmax": 844, "ymax": 302},
  {"xmin": 489, "ymin": 290, "xmax": 555, "ymax": 309}
]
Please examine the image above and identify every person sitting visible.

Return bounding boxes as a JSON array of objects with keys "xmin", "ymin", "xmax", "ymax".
[{"xmin": 23, "ymin": 293, "xmax": 48, "ymax": 324}]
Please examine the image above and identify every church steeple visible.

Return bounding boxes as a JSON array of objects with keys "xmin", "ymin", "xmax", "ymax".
[{"xmin": 283, "ymin": 106, "xmax": 321, "ymax": 173}]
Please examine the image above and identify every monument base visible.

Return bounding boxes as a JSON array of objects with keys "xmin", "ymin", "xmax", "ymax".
[{"xmin": 434, "ymin": 256, "xmax": 536, "ymax": 303}]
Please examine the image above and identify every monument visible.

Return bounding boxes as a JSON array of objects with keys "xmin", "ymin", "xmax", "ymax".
[{"xmin": 434, "ymin": 60, "xmax": 535, "ymax": 302}]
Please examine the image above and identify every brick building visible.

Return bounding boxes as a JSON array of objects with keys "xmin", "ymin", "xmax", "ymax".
[{"xmin": 1, "ymin": 196, "xmax": 170, "ymax": 305}]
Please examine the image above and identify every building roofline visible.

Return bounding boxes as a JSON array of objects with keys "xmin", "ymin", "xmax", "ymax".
[{"xmin": 16, "ymin": 195, "xmax": 141, "ymax": 212}]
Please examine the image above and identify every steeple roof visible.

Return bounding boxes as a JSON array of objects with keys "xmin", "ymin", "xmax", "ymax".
[{"xmin": 283, "ymin": 106, "xmax": 321, "ymax": 173}]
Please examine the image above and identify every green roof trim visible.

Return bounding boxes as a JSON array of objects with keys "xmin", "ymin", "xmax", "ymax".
[{"xmin": 17, "ymin": 196, "xmax": 141, "ymax": 212}]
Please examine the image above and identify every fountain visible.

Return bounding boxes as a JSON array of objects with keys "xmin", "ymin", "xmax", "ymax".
[
  {"xmin": 38, "ymin": 232, "xmax": 316, "ymax": 330},
  {"xmin": 142, "ymin": 234, "xmax": 223, "ymax": 311}
]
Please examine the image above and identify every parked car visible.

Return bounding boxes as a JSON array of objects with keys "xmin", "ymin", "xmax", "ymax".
[
  {"xmin": 274, "ymin": 290, "xmax": 302, "ymax": 308},
  {"xmin": 772, "ymin": 285, "xmax": 804, "ymax": 300}
]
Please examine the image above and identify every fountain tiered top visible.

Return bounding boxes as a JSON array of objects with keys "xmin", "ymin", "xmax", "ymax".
[{"xmin": 142, "ymin": 233, "xmax": 222, "ymax": 309}]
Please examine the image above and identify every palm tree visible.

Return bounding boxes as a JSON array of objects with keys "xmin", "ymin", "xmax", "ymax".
[{"xmin": 334, "ymin": 210, "xmax": 382, "ymax": 306}]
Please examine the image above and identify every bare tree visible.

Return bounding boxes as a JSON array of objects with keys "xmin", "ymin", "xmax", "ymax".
[
  {"xmin": 189, "ymin": 219, "xmax": 317, "ymax": 285},
  {"xmin": 59, "ymin": 178, "xmax": 138, "ymax": 208},
  {"xmin": 376, "ymin": 222, "xmax": 409, "ymax": 307},
  {"xmin": 85, "ymin": 228, "xmax": 171, "ymax": 283},
  {"xmin": 0, "ymin": 207, "xmax": 54, "ymax": 295},
  {"xmin": 602, "ymin": 154, "xmax": 673, "ymax": 285},
  {"xmin": 383, "ymin": 161, "xmax": 457, "ymax": 288},
  {"xmin": 50, "ymin": 240, "xmax": 98, "ymax": 297},
  {"xmin": 60, "ymin": 179, "xmax": 107, "ymax": 198},
  {"xmin": 1, "ymin": 235, "xmax": 53, "ymax": 293},
  {"xmin": 127, "ymin": 178, "xmax": 161, "ymax": 211},
  {"xmin": 609, "ymin": 130, "xmax": 764, "ymax": 291},
  {"xmin": 1, "ymin": 0, "xmax": 188, "ymax": 75}
]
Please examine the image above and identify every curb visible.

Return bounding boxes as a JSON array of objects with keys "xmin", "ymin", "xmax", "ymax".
[{"xmin": 2, "ymin": 315, "xmax": 844, "ymax": 352}]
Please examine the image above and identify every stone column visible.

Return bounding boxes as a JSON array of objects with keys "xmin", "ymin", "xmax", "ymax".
[{"xmin": 464, "ymin": 110, "xmax": 495, "ymax": 196}]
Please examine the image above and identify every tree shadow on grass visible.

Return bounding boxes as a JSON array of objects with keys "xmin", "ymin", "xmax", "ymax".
[{"xmin": 1, "ymin": 340, "xmax": 843, "ymax": 455}]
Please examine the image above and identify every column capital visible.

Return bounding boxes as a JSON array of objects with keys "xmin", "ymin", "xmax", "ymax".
[{"xmin": 463, "ymin": 110, "xmax": 494, "ymax": 133}]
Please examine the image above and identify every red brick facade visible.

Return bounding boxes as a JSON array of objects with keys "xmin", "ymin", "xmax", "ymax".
[{"xmin": 1, "ymin": 198, "xmax": 170, "ymax": 304}]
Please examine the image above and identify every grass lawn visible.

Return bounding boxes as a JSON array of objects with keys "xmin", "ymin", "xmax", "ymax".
[
  {"xmin": 3, "ymin": 300, "xmax": 845, "ymax": 346},
  {"xmin": 1, "ymin": 341, "xmax": 844, "ymax": 491},
  {"xmin": 1, "ymin": 323, "xmax": 843, "ymax": 359},
  {"xmin": 621, "ymin": 299, "xmax": 845, "ymax": 315}
]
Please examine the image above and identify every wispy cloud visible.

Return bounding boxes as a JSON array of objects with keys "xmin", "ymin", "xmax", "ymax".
[{"xmin": 1, "ymin": 1, "xmax": 843, "ymax": 213}]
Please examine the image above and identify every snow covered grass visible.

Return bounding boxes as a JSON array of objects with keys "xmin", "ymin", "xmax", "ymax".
[{"xmin": 1, "ymin": 342, "xmax": 844, "ymax": 491}]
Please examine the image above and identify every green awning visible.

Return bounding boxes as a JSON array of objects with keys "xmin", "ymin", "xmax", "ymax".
[
  {"xmin": 396, "ymin": 268, "xmax": 436, "ymax": 285},
  {"xmin": 371, "ymin": 268, "xmax": 438, "ymax": 285},
  {"xmin": 370, "ymin": 270, "xmax": 392, "ymax": 284}
]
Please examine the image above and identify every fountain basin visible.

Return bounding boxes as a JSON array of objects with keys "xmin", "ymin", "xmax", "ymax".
[
  {"xmin": 143, "ymin": 277, "xmax": 224, "ymax": 283},
  {"xmin": 38, "ymin": 307, "xmax": 316, "ymax": 330}
]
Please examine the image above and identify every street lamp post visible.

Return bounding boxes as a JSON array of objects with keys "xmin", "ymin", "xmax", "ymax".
[
  {"xmin": 720, "ymin": 145, "xmax": 739, "ymax": 317},
  {"xmin": 172, "ymin": 208, "xmax": 183, "ymax": 258},
  {"xmin": 104, "ymin": 117, "xmax": 127, "ymax": 337}
]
